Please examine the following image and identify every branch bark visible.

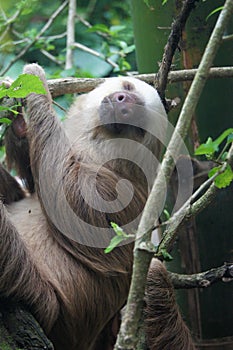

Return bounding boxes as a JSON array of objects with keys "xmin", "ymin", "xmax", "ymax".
[
  {"xmin": 169, "ymin": 263, "xmax": 233, "ymax": 289},
  {"xmin": 47, "ymin": 66, "xmax": 233, "ymax": 97},
  {"xmin": 65, "ymin": 0, "xmax": 76, "ymax": 69}
]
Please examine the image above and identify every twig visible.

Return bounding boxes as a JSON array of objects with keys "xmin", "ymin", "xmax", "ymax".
[
  {"xmin": 168, "ymin": 262, "xmax": 233, "ymax": 289},
  {"xmin": 223, "ymin": 33, "xmax": 233, "ymax": 41},
  {"xmin": 73, "ymin": 42, "xmax": 119, "ymax": 69},
  {"xmin": 40, "ymin": 32, "xmax": 67, "ymax": 40},
  {"xmin": 65, "ymin": 0, "xmax": 76, "ymax": 69},
  {"xmin": 156, "ymin": 0, "xmax": 198, "ymax": 107},
  {"xmin": 46, "ymin": 66, "xmax": 233, "ymax": 97},
  {"xmin": 40, "ymin": 50, "xmax": 63, "ymax": 66},
  {"xmin": 114, "ymin": 1, "xmax": 233, "ymax": 349},
  {"xmin": 0, "ymin": 1, "xmax": 68, "ymax": 76},
  {"xmin": 0, "ymin": 8, "xmax": 21, "ymax": 43}
]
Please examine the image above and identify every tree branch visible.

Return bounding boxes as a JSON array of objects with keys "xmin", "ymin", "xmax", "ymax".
[
  {"xmin": 65, "ymin": 0, "xmax": 76, "ymax": 69},
  {"xmin": 168, "ymin": 263, "xmax": 233, "ymax": 289},
  {"xmin": 47, "ymin": 66, "xmax": 233, "ymax": 97},
  {"xmin": 114, "ymin": 1, "xmax": 233, "ymax": 348},
  {"xmin": 73, "ymin": 42, "xmax": 119, "ymax": 69}
]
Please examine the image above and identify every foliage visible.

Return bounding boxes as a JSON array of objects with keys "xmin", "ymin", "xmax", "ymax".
[
  {"xmin": 0, "ymin": 0, "xmax": 134, "ymax": 78},
  {"xmin": 104, "ymin": 222, "xmax": 134, "ymax": 253},
  {"xmin": 0, "ymin": 74, "xmax": 46, "ymax": 99},
  {"xmin": 195, "ymin": 128, "xmax": 233, "ymax": 188},
  {"xmin": 0, "ymin": 74, "xmax": 46, "ymax": 142}
]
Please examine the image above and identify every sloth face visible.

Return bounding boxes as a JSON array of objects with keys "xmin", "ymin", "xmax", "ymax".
[{"xmin": 65, "ymin": 77, "xmax": 167, "ymax": 155}]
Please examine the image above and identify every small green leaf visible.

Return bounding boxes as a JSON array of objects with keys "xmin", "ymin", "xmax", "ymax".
[
  {"xmin": 215, "ymin": 128, "xmax": 233, "ymax": 146},
  {"xmin": 6, "ymin": 74, "xmax": 46, "ymax": 98},
  {"xmin": 110, "ymin": 222, "xmax": 126, "ymax": 236},
  {"xmin": 105, "ymin": 222, "xmax": 134, "ymax": 253},
  {"xmin": 209, "ymin": 164, "xmax": 233, "ymax": 189},
  {"xmin": 0, "ymin": 117, "xmax": 12, "ymax": 125},
  {"xmin": 206, "ymin": 6, "xmax": 223, "ymax": 21},
  {"xmin": 195, "ymin": 137, "xmax": 217, "ymax": 156},
  {"xmin": 163, "ymin": 209, "xmax": 170, "ymax": 220},
  {"xmin": 195, "ymin": 129, "xmax": 233, "ymax": 157},
  {"xmin": 104, "ymin": 235, "xmax": 126, "ymax": 253},
  {"xmin": 160, "ymin": 248, "xmax": 173, "ymax": 261},
  {"xmin": 87, "ymin": 24, "xmax": 110, "ymax": 34}
]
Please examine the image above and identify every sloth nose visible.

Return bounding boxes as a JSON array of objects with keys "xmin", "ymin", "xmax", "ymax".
[{"xmin": 114, "ymin": 92, "xmax": 127, "ymax": 102}]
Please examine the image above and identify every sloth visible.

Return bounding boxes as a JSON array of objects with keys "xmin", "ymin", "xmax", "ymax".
[{"xmin": 0, "ymin": 64, "xmax": 195, "ymax": 350}]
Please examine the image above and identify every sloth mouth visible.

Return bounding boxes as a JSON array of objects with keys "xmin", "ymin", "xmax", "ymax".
[{"xmin": 102, "ymin": 123, "xmax": 145, "ymax": 137}]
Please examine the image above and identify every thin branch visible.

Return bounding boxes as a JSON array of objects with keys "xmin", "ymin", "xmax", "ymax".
[
  {"xmin": 0, "ymin": 1, "xmax": 68, "ymax": 76},
  {"xmin": 168, "ymin": 263, "xmax": 233, "ymax": 289},
  {"xmin": 65, "ymin": 0, "xmax": 76, "ymax": 69},
  {"xmin": 40, "ymin": 50, "xmax": 63, "ymax": 66},
  {"xmin": 114, "ymin": 1, "xmax": 233, "ymax": 348},
  {"xmin": 73, "ymin": 42, "xmax": 119, "ymax": 69},
  {"xmin": 40, "ymin": 32, "xmax": 67, "ymax": 40},
  {"xmin": 0, "ymin": 8, "xmax": 21, "ymax": 42},
  {"xmin": 223, "ymin": 33, "xmax": 233, "ymax": 41},
  {"xmin": 157, "ymin": 181, "xmax": 217, "ymax": 256},
  {"xmin": 156, "ymin": 0, "xmax": 198, "ymax": 106},
  {"xmin": 0, "ymin": 39, "xmax": 29, "ymax": 50},
  {"xmin": 47, "ymin": 66, "xmax": 233, "ymax": 97}
]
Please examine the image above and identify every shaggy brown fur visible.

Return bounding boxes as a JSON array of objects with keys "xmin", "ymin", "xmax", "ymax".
[
  {"xmin": 145, "ymin": 259, "xmax": 195, "ymax": 350},
  {"xmin": 0, "ymin": 64, "xmax": 195, "ymax": 349}
]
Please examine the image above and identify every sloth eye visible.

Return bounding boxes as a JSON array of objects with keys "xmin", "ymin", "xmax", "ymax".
[{"xmin": 123, "ymin": 81, "xmax": 135, "ymax": 91}]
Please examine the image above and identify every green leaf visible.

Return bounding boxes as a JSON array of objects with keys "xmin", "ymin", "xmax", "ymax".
[
  {"xmin": 0, "ymin": 117, "xmax": 12, "ymax": 125},
  {"xmin": 209, "ymin": 164, "xmax": 233, "ymax": 189},
  {"xmin": 160, "ymin": 248, "xmax": 173, "ymax": 261},
  {"xmin": 194, "ymin": 137, "xmax": 217, "ymax": 156},
  {"xmin": 110, "ymin": 222, "xmax": 126, "ymax": 236},
  {"xmin": 104, "ymin": 222, "xmax": 134, "ymax": 253},
  {"xmin": 195, "ymin": 129, "xmax": 233, "ymax": 157},
  {"xmin": 206, "ymin": 6, "xmax": 223, "ymax": 21},
  {"xmin": 163, "ymin": 209, "xmax": 170, "ymax": 220},
  {"xmin": 87, "ymin": 24, "xmax": 111, "ymax": 34},
  {"xmin": 5, "ymin": 74, "xmax": 46, "ymax": 98},
  {"xmin": 104, "ymin": 235, "xmax": 126, "ymax": 253},
  {"xmin": 215, "ymin": 128, "xmax": 233, "ymax": 146}
]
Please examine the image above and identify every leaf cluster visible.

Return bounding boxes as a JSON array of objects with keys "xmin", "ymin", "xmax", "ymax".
[{"xmin": 195, "ymin": 128, "xmax": 233, "ymax": 188}]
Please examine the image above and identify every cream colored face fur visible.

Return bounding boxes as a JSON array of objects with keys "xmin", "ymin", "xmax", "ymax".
[{"xmin": 64, "ymin": 77, "xmax": 167, "ymax": 162}]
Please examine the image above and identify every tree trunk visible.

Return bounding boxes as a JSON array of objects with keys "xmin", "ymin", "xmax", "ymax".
[{"xmin": 0, "ymin": 301, "xmax": 54, "ymax": 349}]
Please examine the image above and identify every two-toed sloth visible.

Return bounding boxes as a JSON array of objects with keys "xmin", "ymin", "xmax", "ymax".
[{"xmin": 0, "ymin": 64, "xmax": 195, "ymax": 350}]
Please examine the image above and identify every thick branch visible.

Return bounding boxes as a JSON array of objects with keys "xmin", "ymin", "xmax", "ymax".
[
  {"xmin": 169, "ymin": 263, "xmax": 233, "ymax": 289},
  {"xmin": 47, "ymin": 66, "xmax": 233, "ymax": 97}
]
